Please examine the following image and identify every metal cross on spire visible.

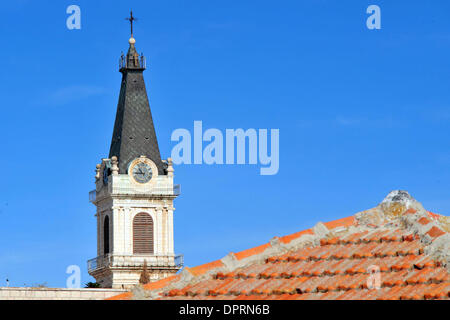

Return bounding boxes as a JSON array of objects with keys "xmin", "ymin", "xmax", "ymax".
[{"xmin": 125, "ymin": 10, "xmax": 137, "ymax": 37}]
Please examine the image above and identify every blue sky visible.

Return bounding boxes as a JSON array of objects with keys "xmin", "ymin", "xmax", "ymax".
[{"xmin": 1, "ymin": 0, "xmax": 450, "ymax": 287}]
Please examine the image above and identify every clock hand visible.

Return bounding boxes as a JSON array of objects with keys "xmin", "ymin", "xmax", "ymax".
[{"xmin": 135, "ymin": 171, "xmax": 145, "ymax": 178}]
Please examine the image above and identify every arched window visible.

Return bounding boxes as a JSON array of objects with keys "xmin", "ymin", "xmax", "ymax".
[
  {"xmin": 104, "ymin": 215, "xmax": 110, "ymax": 255},
  {"xmin": 133, "ymin": 212, "xmax": 154, "ymax": 254}
]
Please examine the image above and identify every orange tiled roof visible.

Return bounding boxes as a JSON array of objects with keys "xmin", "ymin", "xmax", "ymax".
[{"xmin": 108, "ymin": 191, "xmax": 450, "ymax": 300}]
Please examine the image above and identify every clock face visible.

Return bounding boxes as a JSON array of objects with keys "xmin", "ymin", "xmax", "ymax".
[{"xmin": 132, "ymin": 162, "xmax": 153, "ymax": 184}]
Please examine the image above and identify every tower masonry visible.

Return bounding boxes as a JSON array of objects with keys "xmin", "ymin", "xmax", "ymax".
[{"xmin": 87, "ymin": 18, "xmax": 182, "ymax": 289}]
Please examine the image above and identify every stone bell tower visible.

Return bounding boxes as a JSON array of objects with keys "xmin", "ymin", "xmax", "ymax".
[{"xmin": 87, "ymin": 14, "xmax": 182, "ymax": 289}]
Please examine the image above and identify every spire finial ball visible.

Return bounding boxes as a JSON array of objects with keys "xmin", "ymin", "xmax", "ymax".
[{"xmin": 129, "ymin": 37, "xmax": 136, "ymax": 44}]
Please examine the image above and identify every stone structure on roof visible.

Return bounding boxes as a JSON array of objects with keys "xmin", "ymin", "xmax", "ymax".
[{"xmin": 87, "ymin": 13, "xmax": 183, "ymax": 289}]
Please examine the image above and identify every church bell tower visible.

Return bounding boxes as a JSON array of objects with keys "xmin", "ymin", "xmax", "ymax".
[{"xmin": 87, "ymin": 13, "xmax": 182, "ymax": 289}]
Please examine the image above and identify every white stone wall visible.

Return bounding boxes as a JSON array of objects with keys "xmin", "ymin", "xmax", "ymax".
[
  {"xmin": 94, "ymin": 167, "xmax": 176, "ymax": 256},
  {"xmin": 95, "ymin": 174, "xmax": 176, "ymax": 258},
  {"xmin": 89, "ymin": 157, "xmax": 180, "ymax": 289},
  {"xmin": 0, "ymin": 287, "xmax": 126, "ymax": 300}
]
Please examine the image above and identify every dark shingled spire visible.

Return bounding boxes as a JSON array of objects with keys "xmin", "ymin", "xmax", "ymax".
[{"xmin": 109, "ymin": 36, "xmax": 166, "ymax": 175}]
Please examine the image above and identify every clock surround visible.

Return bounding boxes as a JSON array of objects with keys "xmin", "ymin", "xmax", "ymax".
[{"xmin": 128, "ymin": 156, "xmax": 158, "ymax": 185}]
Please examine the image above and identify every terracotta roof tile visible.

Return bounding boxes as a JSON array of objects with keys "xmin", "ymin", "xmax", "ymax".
[
  {"xmin": 189, "ymin": 260, "xmax": 224, "ymax": 276},
  {"xmin": 418, "ymin": 217, "xmax": 431, "ymax": 225},
  {"xmin": 143, "ymin": 274, "xmax": 180, "ymax": 291},
  {"xmin": 323, "ymin": 216, "xmax": 357, "ymax": 230},
  {"xmin": 109, "ymin": 196, "xmax": 449, "ymax": 300},
  {"xmin": 106, "ymin": 291, "xmax": 133, "ymax": 300},
  {"xmin": 234, "ymin": 243, "xmax": 272, "ymax": 260},
  {"xmin": 279, "ymin": 229, "xmax": 314, "ymax": 244},
  {"xmin": 427, "ymin": 211, "xmax": 441, "ymax": 219},
  {"xmin": 426, "ymin": 226, "xmax": 446, "ymax": 239}
]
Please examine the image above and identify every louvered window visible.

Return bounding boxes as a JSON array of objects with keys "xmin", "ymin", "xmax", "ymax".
[
  {"xmin": 104, "ymin": 215, "xmax": 110, "ymax": 254},
  {"xmin": 133, "ymin": 213, "xmax": 154, "ymax": 254}
]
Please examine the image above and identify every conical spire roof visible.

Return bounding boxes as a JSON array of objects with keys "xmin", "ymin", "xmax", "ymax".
[{"xmin": 109, "ymin": 36, "xmax": 166, "ymax": 175}]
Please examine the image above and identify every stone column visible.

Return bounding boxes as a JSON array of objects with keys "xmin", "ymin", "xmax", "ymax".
[
  {"xmin": 111, "ymin": 207, "xmax": 120, "ymax": 254},
  {"xmin": 167, "ymin": 207, "xmax": 175, "ymax": 255},
  {"xmin": 96, "ymin": 211, "xmax": 101, "ymax": 256},
  {"xmin": 123, "ymin": 207, "xmax": 131, "ymax": 254},
  {"xmin": 156, "ymin": 208, "xmax": 163, "ymax": 255},
  {"xmin": 118, "ymin": 207, "xmax": 126, "ymax": 255},
  {"xmin": 162, "ymin": 208, "xmax": 168, "ymax": 254}
]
